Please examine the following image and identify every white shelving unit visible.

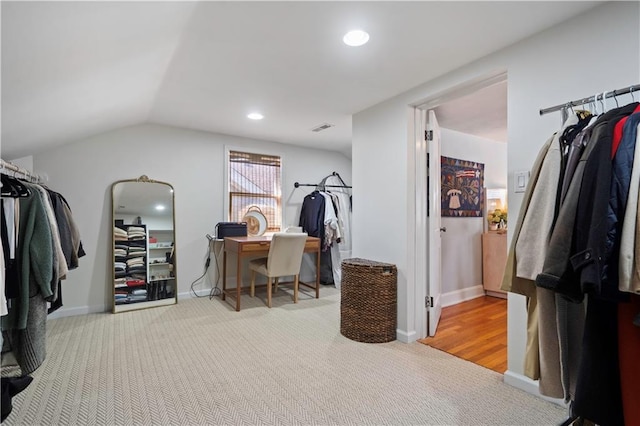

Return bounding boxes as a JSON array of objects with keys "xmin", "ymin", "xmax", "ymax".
[
  {"xmin": 114, "ymin": 223, "xmax": 148, "ymax": 305},
  {"xmin": 147, "ymin": 229, "xmax": 174, "ymax": 284}
]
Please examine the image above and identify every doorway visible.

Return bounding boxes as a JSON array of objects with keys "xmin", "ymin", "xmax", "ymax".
[
  {"xmin": 419, "ymin": 296, "xmax": 507, "ymax": 373},
  {"xmin": 414, "ymin": 75, "xmax": 508, "ymax": 372}
]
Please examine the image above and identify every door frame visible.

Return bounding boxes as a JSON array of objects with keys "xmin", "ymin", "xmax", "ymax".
[{"xmin": 409, "ymin": 71, "xmax": 507, "ymax": 339}]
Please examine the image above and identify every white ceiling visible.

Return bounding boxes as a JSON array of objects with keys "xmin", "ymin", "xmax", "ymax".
[
  {"xmin": 1, "ymin": 1, "xmax": 602, "ymax": 159},
  {"xmin": 435, "ymin": 81, "xmax": 508, "ymax": 143}
]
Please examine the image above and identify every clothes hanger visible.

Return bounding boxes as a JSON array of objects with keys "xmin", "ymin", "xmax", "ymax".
[
  {"xmin": 0, "ymin": 174, "xmax": 16, "ymax": 197},
  {"xmin": 0, "ymin": 173, "xmax": 31, "ymax": 198},
  {"xmin": 603, "ymin": 91, "xmax": 612, "ymax": 111},
  {"xmin": 595, "ymin": 92, "xmax": 601, "ymax": 115}
]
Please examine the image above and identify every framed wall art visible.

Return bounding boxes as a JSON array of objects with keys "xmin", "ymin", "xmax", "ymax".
[{"xmin": 440, "ymin": 156, "xmax": 484, "ymax": 217}]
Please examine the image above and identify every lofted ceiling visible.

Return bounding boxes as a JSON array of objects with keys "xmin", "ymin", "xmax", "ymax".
[{"xmin": 1, "ymin": 1, "xmax": 602, "ymax": 159}]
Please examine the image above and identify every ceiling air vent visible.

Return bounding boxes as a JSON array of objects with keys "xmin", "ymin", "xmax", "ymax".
[{"xmin": 311, "ymin": 123, "xmax": 334, "ymax": 133}]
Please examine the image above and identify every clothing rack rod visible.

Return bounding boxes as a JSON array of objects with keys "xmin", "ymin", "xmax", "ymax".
[
  {"xmin": 539, "ymin": 83, "xmax": 640, "ymax": 116},
  {"xmin": 294, "ymin": 171, "xmax": 352, "ymax": 189},
  {"xmin": 294, "ymin": 182, "xmax": 352, "ymax": 189},
  {"xmin": 0, "ymin": 158, "xmax": 41, "ymax": 183}
]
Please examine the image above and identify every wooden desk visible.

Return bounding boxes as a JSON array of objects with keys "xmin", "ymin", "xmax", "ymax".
[{"xmin": 222, "ymin": 235, "xmax": 321, "ymax": 311}]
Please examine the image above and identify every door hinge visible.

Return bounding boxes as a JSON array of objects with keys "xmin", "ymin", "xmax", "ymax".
[
  {"xmin": 425, "ymin": 130, "xmax": 433, "ymax": 141},
  {"xmin": 425, "ymin": 296, "xmax": 433, "ymax": 308}
]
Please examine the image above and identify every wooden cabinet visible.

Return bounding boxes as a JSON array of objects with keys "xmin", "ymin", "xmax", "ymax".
[{"xmin": 482, "ymin": 231, "xmax": 507, "ymax": 298}]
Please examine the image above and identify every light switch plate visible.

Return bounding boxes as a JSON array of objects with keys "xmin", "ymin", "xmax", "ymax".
[{"xmin": 514, "ymin": 171, "xmax": 530, "ymax": 193}]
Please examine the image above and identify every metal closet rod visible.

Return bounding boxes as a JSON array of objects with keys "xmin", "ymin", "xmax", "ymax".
[
  {"xmin": 539, "ymin": 83, "xmax": 640, "ymax": 116},
  {"xmin": 0, "ymin": 158, "xmax": 42, "ymax": 183},
  {"xmin": 294, "ymin": 171, "xmax": 352, "ymax": 188}
]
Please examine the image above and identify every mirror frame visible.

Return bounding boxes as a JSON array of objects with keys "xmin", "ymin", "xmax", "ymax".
[{"xmin": 111, "ymin": 175, "xmax": 177, "ymax": 313}]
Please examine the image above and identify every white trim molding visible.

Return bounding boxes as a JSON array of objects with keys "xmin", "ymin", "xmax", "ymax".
[
  {"xmin": 441, "ymin": 285, "xmax": 485, "ymax": 307},
  {"xmin": 47, "ymin": 303, "xmax": 108, "ymax": 320},
  {"xmin": 503, "ymin": 370, "xmax": 566, "ymax": 407},
  {"xmin": 396, "ymin": 329, "xmax": 417, "ymax": 343}
]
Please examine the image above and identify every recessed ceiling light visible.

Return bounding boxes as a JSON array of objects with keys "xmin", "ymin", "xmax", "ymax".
[
  {"xmin": 155, "ymin": 204, "xmax": 165, "ymax": 211},
  {"xmin": 247, "ymin": 113, "xmax": 264, "ymax": 120},
  {"xmin": 343, "ymin": 30, "xmax": 369, "ymax": 47}
]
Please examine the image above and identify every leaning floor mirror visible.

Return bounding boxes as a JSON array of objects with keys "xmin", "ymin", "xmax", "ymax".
[{"xmin": 111, "ymin": 176, "xmax": 177, "ymax": 313}]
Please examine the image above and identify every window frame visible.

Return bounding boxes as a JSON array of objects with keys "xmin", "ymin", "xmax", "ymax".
[{"xmin": 224, "ymin": 145, "xmax": 286, "ymax": 234}]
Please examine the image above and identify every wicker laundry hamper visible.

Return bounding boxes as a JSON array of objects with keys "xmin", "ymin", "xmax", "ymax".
[{"xmin": 340, "ymin": 258, "xmax": 397, "ymax": 343}]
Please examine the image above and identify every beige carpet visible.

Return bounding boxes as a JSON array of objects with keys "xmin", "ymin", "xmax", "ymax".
[{"xmin": 4, "ymin": 286, "xmax": 565, "ymax": 425}]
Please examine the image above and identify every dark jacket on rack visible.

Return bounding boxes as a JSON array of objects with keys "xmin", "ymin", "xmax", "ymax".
[
  {"xmin": 299, "ymin": 191, "xmax": 325, "ymax": 246},
  {"xmin": 570, "ymin": 102, "xmax": 638, "ymax": 426},
  {"xmin": 536, "ymin": 103, "xmax": 639, "ymax": 301},
  {"xmin": 571, "ymin": 102, "xmax": 638, "ymax": 300}
]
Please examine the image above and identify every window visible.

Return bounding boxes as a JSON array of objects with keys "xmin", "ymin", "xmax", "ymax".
[{"xmin": 228, "ymin": 150, "xmax": 282, "ymax": 232}]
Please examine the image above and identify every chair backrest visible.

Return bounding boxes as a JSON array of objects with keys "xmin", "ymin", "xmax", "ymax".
[
  {"xmin": 285, "ymin": 226, "xmax": 303, "ymax": 233},
  {"xmin": 266, "ymin": 232, "xmax": 308, "ymax": 277}
]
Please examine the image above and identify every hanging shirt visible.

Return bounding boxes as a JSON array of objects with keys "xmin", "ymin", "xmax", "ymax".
[
  {"xmin": 320, "ymin": 192, "xmax": 339, "ymax": 251},
  {"xmin": 0, "ymin": 238, "xmax": 7, "ymax": 316},
  {"xmin": 299, "ymin": 192, "xmax": 326, "ymax": 245},
  {"xmin": 1, "ymin": 199, "xmax": 20, "ymax": 301},
  {"xmin": 617, "ymin": 120, "xmax": 640, "ymax": 293},
  {"xmin": 323, "ymin": 175, "xmax": 352, "ymax": 260}
]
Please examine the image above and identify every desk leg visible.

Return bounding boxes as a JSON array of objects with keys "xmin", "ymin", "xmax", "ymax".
[
  {"xmin": 222, "ymin": 250, "xmax": 227, "ymax": 300},
  {"xmin": 236, "ymin": 253, "xmax": 242, "ymax": 311},
  {"xmin": 315, "ymin": 248, "xmax": 320, "ymax": 299}
]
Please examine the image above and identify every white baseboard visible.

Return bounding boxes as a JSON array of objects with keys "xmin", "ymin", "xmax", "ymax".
[
  {"xmin": 214, "ymin": 275, "xmax": 317, "ymax": 287},
  {"xmin": 300, "ymin": 274, "xmax": 316, "ymax": 283},
  {"xmin": 503, "ymin": 370, "xmax": 566, "ymax": 407},
  {"xmin": 441, "ymin": 285, "xmax": 485, "ymax": 307},
  {"xmin": 47, "ymin": 303, "xmax": 108, "ymax": 320},
  {"xmin": 485, "ymin": 290, "xmax": 507, "ymax": 299},
  {"xmin": 46, "ymin": 290, "xmax": 212, "ymax": 319},
  {"xmin": 178, "ymin": 288, "xmax": 212, "ymax": 299},
  {"xmin": 396, "ymin": 329, "xmax": 417, "ymax": 343}
]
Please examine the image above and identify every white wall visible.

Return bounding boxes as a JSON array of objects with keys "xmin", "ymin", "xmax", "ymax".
[
  {"xmin": 31, "ymin": 123, "xmax": 351, "ymax": 316},
  {"xmin": 440, "ymin": 128, "xmax": 507, "ymax": 295},
  {"xmin": 352, "ymin": 1, "xmax": 639, "ymax": 387}
]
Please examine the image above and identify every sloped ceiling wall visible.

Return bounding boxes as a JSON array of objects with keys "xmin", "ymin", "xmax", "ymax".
[{"xmin": 1, "ymin": 2, "xmax": 600, "ymax": 159}]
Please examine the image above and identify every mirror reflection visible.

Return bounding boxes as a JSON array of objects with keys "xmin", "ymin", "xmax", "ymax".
[{"xmin": 112, "ymin": 176, "xmax": 177, "ymax": 313}]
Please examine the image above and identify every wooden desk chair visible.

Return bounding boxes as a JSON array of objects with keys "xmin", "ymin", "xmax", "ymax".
[{"xmin": 249, "ymin": 232, "xmax": 308, "ymax": 308}]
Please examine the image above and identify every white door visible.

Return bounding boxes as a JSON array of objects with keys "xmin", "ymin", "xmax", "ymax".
[{"xmin": 426, "ymin": 109, "xmax": 443, "ymax": 336}]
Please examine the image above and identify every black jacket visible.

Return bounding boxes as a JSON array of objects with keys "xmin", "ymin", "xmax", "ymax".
[{"xmin": 570, "ymin": 102, "xmax": 638, "ymax": 300}]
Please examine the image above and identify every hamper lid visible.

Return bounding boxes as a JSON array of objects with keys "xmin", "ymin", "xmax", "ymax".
[{"xmin": 342, "ymin": 257, "xmax": 396, "ymax": 269}]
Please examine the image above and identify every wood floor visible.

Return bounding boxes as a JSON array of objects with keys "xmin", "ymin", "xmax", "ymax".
[{"xmin": 418, "ymin": 296, "xmax": 507, "ymax": 374}]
